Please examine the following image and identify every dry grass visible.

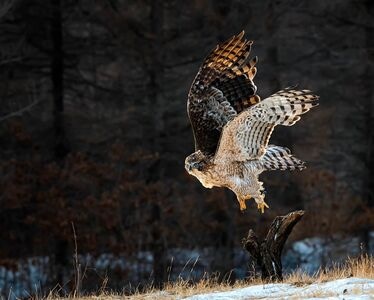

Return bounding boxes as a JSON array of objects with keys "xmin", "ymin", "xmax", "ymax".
[
  {"xmin": 48, "ymin": 255, "xmax": 374, "ymax": 300},
  {"xmin": 71, "ymin": 276, "xmax": 260, "ymax": 300},
  {"xmin": 143, "ymin": 275, "xmax": 260, "ymax": 299},
  {"xmin": 286, "ymin": 254, "xmax": 374, "ymax": 286}
]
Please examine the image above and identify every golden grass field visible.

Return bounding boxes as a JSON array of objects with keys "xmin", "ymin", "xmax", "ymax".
[{"xmin": 44, "ymin": 254, "xmax": 374, "ymax": 300}]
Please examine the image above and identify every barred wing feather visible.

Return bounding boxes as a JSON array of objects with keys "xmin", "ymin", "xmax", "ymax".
[
  {"xmin": 215, "ymin": 89, "xmax": 319, "ymax": 162},
  {"xmin": 188, "ymin": 31, "xmax": 260, "ymax": 155}
]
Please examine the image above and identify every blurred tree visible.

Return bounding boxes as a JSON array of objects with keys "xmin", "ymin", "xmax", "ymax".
[
  {"xmin": 51, "ymin": 0, "xmax": 68, "ymax": 159},
  {"xmin": 0, "ymin": 0, "xmax": 373, "ymax": 297},
  {"xmin": 359, "ymin": 0, "xmax": 374, "ymax": 252}
]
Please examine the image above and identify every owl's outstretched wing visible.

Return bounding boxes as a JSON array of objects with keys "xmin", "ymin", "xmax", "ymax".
[
  {"xmin": 215, "ymin": 89, "xmax": 319, "ymax": 162},
  {"xmin": 187, "ymin": 31, "xmax": 260, "ymax": 155}
]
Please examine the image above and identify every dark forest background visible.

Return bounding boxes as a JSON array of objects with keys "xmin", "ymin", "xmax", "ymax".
[{"xmin": 0, "ymin": 0, "xmax": 373, "ymax": 297}]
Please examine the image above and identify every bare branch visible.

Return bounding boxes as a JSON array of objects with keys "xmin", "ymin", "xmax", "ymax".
[
  {"xmin": 0, "ymin": 99, "xmax": 41, "ymax": 122},
  {"xmin": 0, "ymin": 80, "xmax": 43, "ymax": 122}
]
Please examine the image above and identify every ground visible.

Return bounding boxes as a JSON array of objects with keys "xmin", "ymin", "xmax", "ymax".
[
  {"xmin": 48, "ymin": 255, "xmax": 374, "ymax": 299},
  {"xmin": 65, "ymin": 277, "xmax": 374, "ymax": 299},
  {"xmin": 184, "ymin": 277, "xmax": 374, "ymax": 300}
]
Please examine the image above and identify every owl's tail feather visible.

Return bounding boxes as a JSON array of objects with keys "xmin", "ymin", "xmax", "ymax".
[
  {"xmin": 261, "ymin": 88, "xmax": 319, "ymax": 126},
  {"xmin": 261, "ymin": 145, "xmax": 305, "ymax": 171}
]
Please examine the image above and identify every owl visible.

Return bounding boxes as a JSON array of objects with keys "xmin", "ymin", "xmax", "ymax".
[{"xmin": 185, "ymin": 31, "xmax": 319, "ymax": 212}]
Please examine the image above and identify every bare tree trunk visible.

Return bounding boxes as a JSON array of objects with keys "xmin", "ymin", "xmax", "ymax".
[
  {"xmin": 210, "ymin": 201, "xmax": 236, "ymax": 283},
  {"xmin": 242, "ymin": 210, "xmax": 304, "ymax": 282},
  {"xmin": 148, "ymin": 0, "xmax": 166, "ymax": 288},
  {"xmin": 359, "ymin": 0, "xmax": 374, "ymax": 254},
  {"xmin": 51, "ymin": 0, "xmax": 68, "ymax": 159},
  {"xmin": 51, "ymin": 0, "xmax": 69, "ymax": 289},
  {"xmin": 265, "ymin": 1, "xmax": 281, "ymax": 93}
]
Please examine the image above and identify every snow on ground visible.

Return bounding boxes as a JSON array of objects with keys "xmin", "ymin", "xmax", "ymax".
[{"xmin": 185, "ymin": 277, "xmax": 374, "ymax": 299}]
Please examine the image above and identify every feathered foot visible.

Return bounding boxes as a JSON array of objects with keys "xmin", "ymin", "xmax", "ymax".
[
  {"xmin": 237, "ymin": 196, "xmax": 269, "ymax": 213},
  {"xmin": 256, "ymin": 200, "xmax": 269, "ymax": 213},
  {"xmin": 254, "ymin": 194, "xmax": 269, "ymax": 213},
  {"xmin": 238, "ymin": 197, "xmax": 247, "ymax": 211}
]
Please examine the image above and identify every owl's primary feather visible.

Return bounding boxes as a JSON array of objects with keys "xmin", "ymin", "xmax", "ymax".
[
  {"xmin": 188, "ymin": 31, "xmax": 260, "ymax": 156},
  {"xmin": 185, "ymin": 32, "xmax": 319, "ymax": 212}
]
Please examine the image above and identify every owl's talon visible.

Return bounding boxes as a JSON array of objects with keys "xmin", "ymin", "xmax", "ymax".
[
  {"xmin": 239, "ymin": 199, "xmax": 247, "ymax": 211},
  {"xmin": 257, "ymin": 201, "xmax": 269, "ymax": 213}
]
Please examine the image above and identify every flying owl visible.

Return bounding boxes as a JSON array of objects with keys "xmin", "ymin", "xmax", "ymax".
[{"xmin": 185, "ymin": 31, "xmax": 319, "ymax": 212}]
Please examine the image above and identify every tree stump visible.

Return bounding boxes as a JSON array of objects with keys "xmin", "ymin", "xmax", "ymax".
[{"xmin": 242, "ymin": 210, "xmax": 304, "ymax": 282}]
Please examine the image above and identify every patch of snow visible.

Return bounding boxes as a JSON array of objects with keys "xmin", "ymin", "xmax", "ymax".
[
  {"xmin": 186, "ymin": 277, "xmax": 374, "ymax": 299},
  {"xmin": 0, "ymin": 256, "xmax": 49, "ymax": 300},
  {"xmin": 282, "ymin": 233, "xmax": 371, "ymax": 274},
  {"xmin": 283, "ymin": 237, "xmax": 325, "ymax": 274}
]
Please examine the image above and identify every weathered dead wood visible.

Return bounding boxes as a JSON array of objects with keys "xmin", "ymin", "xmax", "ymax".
[{"xmin": 242, "ymin": 210, "xmax": 304, "ymax": 282}]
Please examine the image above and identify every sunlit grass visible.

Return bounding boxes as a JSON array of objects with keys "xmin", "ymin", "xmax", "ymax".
[
  {"xmin": 286, "ymin": 254, "xmax": 374, "ymax": 286},
  {"xmin": 48, "ymin": 255, "xmax": 374, "ymax": 299}
]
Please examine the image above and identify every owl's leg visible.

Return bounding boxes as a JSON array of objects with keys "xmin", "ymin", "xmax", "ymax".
[
  {"xmin": 254, "ymin": 194, "xmax": 269, "ymax": 213},
  {"xmin": 252, "ymin": 181, "xmax": 269, "ymax": 213},
  {"xmin": 238, "ymin": 197, "xmax": 247, "ymax": 211}
]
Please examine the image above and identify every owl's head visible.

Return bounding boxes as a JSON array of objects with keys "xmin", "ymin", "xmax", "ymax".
[{"xmin": 185, "ymin": 150, "xmax": 208, "ymax": 175}]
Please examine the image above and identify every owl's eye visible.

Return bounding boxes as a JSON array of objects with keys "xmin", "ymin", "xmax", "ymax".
[{"xmin": 196, "ymin": 161, "xmax": 205, "ymax": 171}]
